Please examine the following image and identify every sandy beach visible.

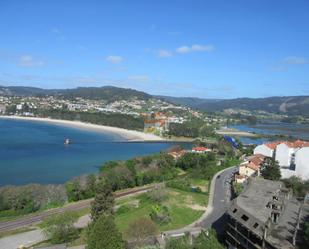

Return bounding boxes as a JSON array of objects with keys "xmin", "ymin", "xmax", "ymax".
[
  {"xmin": 215, "ymin": 128, "xmax": 258, "ymax": 137},
  {"xmin": 0, "ymin": 116, "xmax": 163, "ymax": 141}
]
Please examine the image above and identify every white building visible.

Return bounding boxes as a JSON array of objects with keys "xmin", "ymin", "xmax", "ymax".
[
  {"xmin": 253, "ymin": 142, "xmax": 281, "ymax": 158},
  {"xmin": 275, "ymin": 142, "xmax": 295, "ymax": 168},
  {"xmin": 295, "ymin": 147, "xmax": 309, "ymax": 179},
  {"xmin": 254, "ymin": 140, "xmax": 309, "ymax": 180}
]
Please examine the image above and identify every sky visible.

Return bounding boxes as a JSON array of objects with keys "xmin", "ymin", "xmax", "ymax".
[{"xmin": 0, "ymin": 0, "xmax": 308, "ymax": 99}]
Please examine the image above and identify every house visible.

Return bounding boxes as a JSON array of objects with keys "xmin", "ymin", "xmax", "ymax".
[
  {"xmin": 236, "ymin": 154, "xmax": 265, "ymax": 183},
  {"xmin": 295, "ymin": 147, "xmax": 309, "ymax": 179},
  {"xmin": 144, "ymin": 119, "xmax": 168, "ymax": 134},
  {"xmin": 253, "ymin": 141, "xmax": 281, "ymax": 158},
  {"xmin": 168, "ymin": 150, "xmax": 187, "ymax": 160},
  {"xmin": 191, "ymin": 147, "xmax": 212, "ymax": 153},
  {"xmin": 226, "ymin": 178, "xmax": 309, "ymax": 249},
  {"xmin": 254, "ymin": 140, "xmax": 309, "ymax": 180}
]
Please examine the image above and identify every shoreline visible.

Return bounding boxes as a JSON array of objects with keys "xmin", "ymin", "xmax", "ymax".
[
  {"xmin": 215, "ymin": 129, "xmax": 258, "ymax": 137},
  {"xmin": 0, "ymin": 115, "xmax": 164, "ymax": 142}
]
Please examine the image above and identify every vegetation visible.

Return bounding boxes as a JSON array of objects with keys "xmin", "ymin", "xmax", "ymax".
[
  {"xmin": 125, "ymin": 217, "xmax": 158, "ymax": 247},
  {"xmin": 168, "ymin": 119, "xmax": 216, "ymax": 138},
  {"xmin": 166, "ymin": 230, "xmax": 224, "ymax": 249},
  {"xmin": 232, "ymin": 182, "xmax": 244, "ymax": 197},
  {"xmin": 261, "ymin": 157, "xmax": 281, "ymax": 180},
  {"xmin": 0, "ymin": 184, "xmax": 67, "ymax": 219},
  {"xmin": 37, "ymin": 109, "xmax": 144, "ymax": 130},
  {"xmin": 86, "ymin": 215, "xmax": 125, "ymax": 249},
  {"xmin": 100, "ymin": 153, "xmax": 178, "ymax": 190},
  {"xmin": 90, "ymin": 181, "xmax": 114, "ymax": 221},
  {"xmin": 282, "ymin": 176, "xmax": 309, "ymax": 198},
  {"xmin": 65, "ymin": 174, "xmax": 98, "ymax": 202},
  {"xmin": 115, "ymin": 187, "xmax": 206, "ymax": 234},
  {"xmin": 303, "ymin": 222, "xmax": 309, "ymax": 248},
  {"xmin": 42, "ymin": 211, "xmax": 79, "ymax": 244}
]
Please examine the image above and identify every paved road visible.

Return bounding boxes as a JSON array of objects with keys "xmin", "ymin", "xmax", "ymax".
[
  {"xmin": 198, "ymin": 166, "xmax": 237, "ymax": 231},
  {"xmin": 0, "ymin": 229, "xmax": 45, "ymax": 249},
  {"xmin": 0, "ymin": 185, "xmax": 155, "ymax": 233},
  {"xmin": 164, "ymin": 166, "xmax": 238, "ymax": 239}
]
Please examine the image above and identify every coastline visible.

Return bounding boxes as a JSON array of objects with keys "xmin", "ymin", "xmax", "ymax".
[
  {"xmin": 215, "ymin": 128, "xmax": 258, "ymax": 137},
  {"xmin": 0, "ymin": 115, "xmax": 164, "ymax": 142}
]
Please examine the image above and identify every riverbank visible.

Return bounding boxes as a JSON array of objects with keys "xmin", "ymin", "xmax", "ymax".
[
  {"xmin": 215, "ymin": 128, "xmax": 258, "ymax": 137},
  {"xmin": 0, "ymin": 115, "xmax": 163, "ymax": 142}
]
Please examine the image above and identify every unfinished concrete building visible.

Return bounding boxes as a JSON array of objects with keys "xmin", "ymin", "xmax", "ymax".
[{"xmin": 226, "ymin": 178, "xmax": 309, "ymax": 249}]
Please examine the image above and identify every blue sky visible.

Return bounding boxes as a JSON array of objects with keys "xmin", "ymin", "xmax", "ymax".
[{"xmin": 0, "ymin": 0, "xmax": 308, "ymax": 98}]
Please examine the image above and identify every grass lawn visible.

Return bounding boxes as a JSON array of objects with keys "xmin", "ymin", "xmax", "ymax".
[
  {"xmin": 115, "ymin": 187, "xmax": 207, "ymax": 237},
  {"xmin": 189, "ymin": 178, "xmax": 209, "ymax": 193}
]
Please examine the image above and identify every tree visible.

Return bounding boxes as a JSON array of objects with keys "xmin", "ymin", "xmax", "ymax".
[
  {"xmin": 86, "ymin": 215, "xmax": 124, "ymax": 249},
  {"xmin": 199, "ymin": 125, "xmax": 215, "ymax": 138},
  {"xmin": 126, "ymin": 217, "xmax": 158, "ymax": 247},
  {"xmin": 261, "ymin": 158, "xmax": 281, "ymax": 180},
  {"xmin": 85, "ymin": 174, "xmax": 97, "ymax": 198},
  {"xmin": 42, "ymin": 211, "xmax": 78, "ymax": 244},
  {"xmin": 65, "ymin": 180, "xmax": 83, "ymax": 202},
  {"xmin": 91, "ymin": 181, "xmax": 114, "ymax": 221}
]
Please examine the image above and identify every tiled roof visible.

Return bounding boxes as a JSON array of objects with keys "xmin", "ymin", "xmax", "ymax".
[
  {"xmin": 192, "ymin": 147, "xmax": 210, "ymax": 151},
  {"xmin": 265, "ymin": 141, "xmax": 282, "ymax": 149}
]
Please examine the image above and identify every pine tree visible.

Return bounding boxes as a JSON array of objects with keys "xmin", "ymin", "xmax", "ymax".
[
  {"xmin": 86, "ymin": 215, "xmax": 124, "ymax": 249},
  {"xmin": 90, "ymin": 181, "xmax": 114, "ymax": 221}
]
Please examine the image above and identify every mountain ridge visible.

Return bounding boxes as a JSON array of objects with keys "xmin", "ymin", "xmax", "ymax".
[{"xmin": 1, "ymin": 85, "xmax": 308, "ymax": 115}]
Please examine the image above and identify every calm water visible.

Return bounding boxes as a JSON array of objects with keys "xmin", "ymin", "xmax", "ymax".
[
  {"xmin": 230, "ymin": 122, "xmax": 309, "ymax": 144},
  {"xmin": 0, "ymin": 119, "xmax": 176, "ymax": 186}
]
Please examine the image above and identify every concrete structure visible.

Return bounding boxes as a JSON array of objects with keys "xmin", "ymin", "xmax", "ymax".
[
  {"xmin": 226, "ymin": 178, "xmax": 309, "ymax": 249},
  {"xmin": 254, "ymin": 140, "xmax": 309, "ymax": 180}
]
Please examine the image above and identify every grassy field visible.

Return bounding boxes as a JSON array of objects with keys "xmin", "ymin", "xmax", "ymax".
[{"xmin": 114, "ymin": 187, "xmax": 207, "ymax": 237}]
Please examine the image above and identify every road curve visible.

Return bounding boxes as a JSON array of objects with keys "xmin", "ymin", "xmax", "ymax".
[
  {"xmin": 0, "ymin": 185, "xmax": 155, "ymax": 233},
  {"xmin": 164, "ymin": 166, "xmax": 237, "ymax": 236}
]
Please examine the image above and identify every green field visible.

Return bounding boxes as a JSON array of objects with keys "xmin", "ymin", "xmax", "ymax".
[{"xmin": 114, "ymin": 187, "xmax": 207, "ymax": 237}]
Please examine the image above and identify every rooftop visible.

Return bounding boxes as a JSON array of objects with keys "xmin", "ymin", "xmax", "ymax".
[{"xmin": 228, "ymin": 178, "xmax": 309, "ymax": 249}]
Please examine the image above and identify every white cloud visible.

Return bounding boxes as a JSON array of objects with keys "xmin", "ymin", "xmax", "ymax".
[
  {"xmin": 19, "ymin": 55, "xmax": 44, "ymax": 67},
  {"xmin": 128, "ymin": 75, "xmax": 149, "ymax": 83},
  {"xmin": 106, "ymin": 55, "xmax": 123, "ymax": 64},
  {"xmin": 176, "ymin": 44, "xmax": 214, "ymax": 54},
  {"xmin": 157, "ymin": 49, "xmax": 172, "ymax": 58},
  {"xmin": 51, "ymin": 27, "xmax": 61, "ymax": 34},
  {"xmin": 176, "ymin": 46, "xmax": 191, "ymax": 54},
  {"xmin": 283, "ymin": 56, "xmax": 308, "ymax": 65}
]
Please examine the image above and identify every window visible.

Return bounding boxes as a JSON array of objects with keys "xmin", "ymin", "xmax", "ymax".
[
  {"xmin": 241, "ymin": 214, "xmax": 249, "ymax": 221},
  {"xmin": 253, "ymin": 223, "xmax": 259, "ymax": 228}
]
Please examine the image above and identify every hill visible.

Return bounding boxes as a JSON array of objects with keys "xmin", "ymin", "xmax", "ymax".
[
  {"xmin": 158, "ymin": 95, "xmax": 309, "ymax": 116},
  {"xmin": 1, "ymin": 85, "xmax": 308, "ymax": 115},
  {"xmin": 0, "ymin": 85, "xmax": 151, "ymax": 102}
]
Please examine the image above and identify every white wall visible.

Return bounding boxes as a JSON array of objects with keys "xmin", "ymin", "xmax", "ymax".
[
  {"xmin": 275, "ymin": 143, "xmax": 294, "ymax": 168},
  {"xmin": 254, "ymin": 144, "xmax": 273, "ymax": 158},
  {"xmin": 280, "ymin": 168, "xmax": 296, "ymax": 179},
  {"xmin": 295, "ymin": 147, "xmax": 309, "ymax": 180}
]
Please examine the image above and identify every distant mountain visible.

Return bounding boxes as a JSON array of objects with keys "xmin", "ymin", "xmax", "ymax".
[
  {"xmin": 1, "ymin": 85, "xmax": 309, "ymax": 115},
  {"xmin": 0, "ymin": 86, "xmax": 151, "ymax": 102},
  {"xmin": 158, "ymin": 95, "xmax": 309, "ymax": 115},
  {"xmin": 156, "ymin": 95, "xmax": 221, "ymax": 107},
  {"xmin": 0, "ymin": 86, "xmax": 59, "ymax": 96}
]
